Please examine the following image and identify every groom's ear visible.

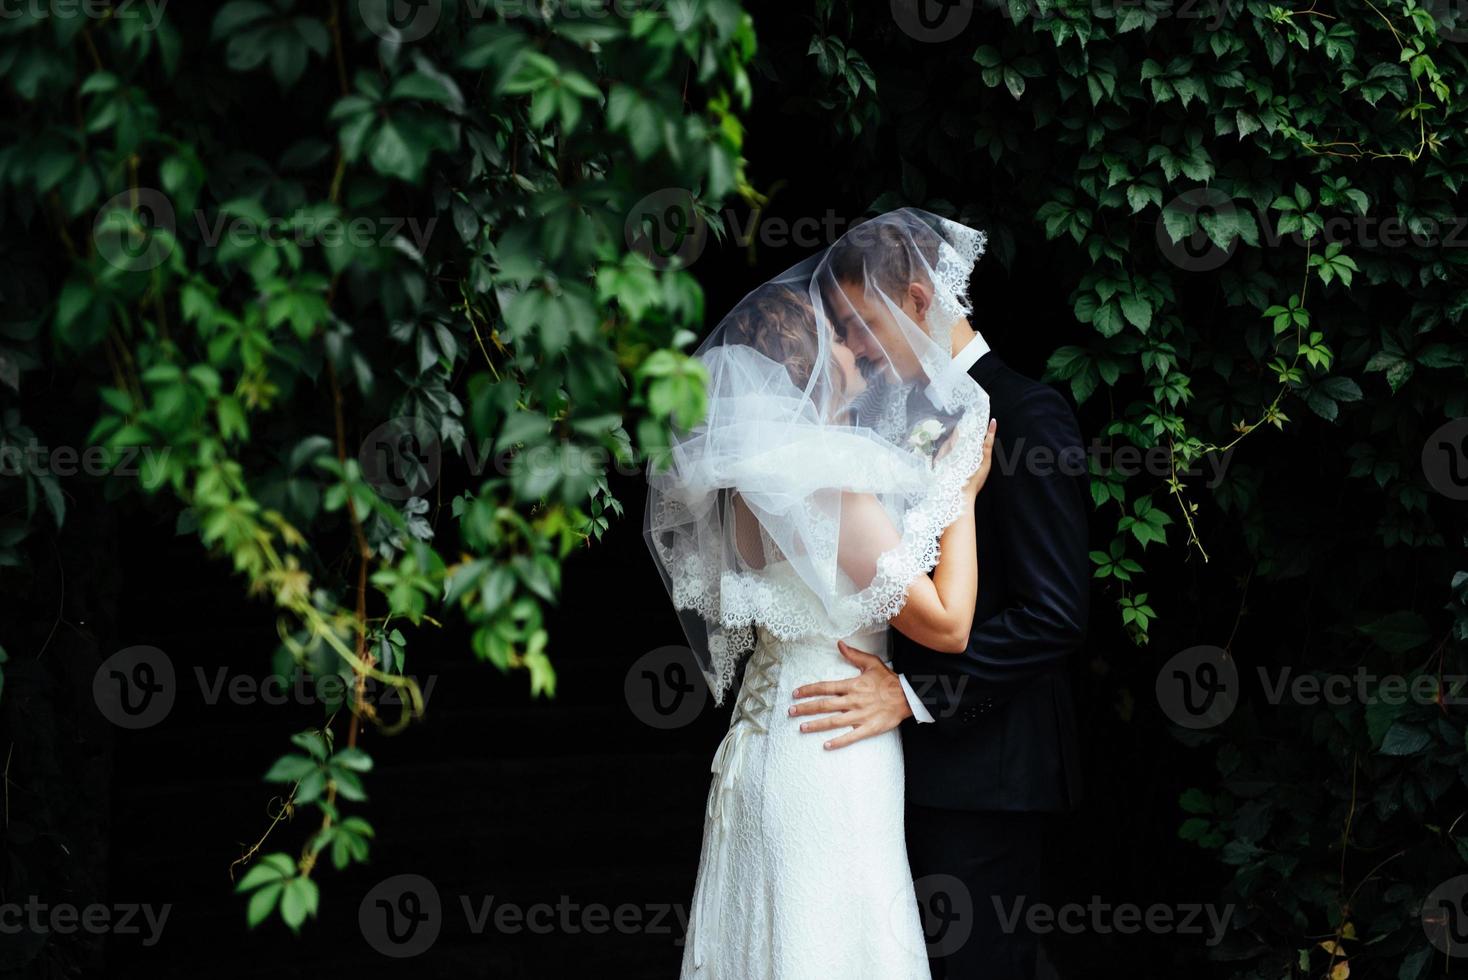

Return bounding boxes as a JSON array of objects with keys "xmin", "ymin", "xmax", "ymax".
[{"xmin": 907, "ymin": 281, "xmax": 933, "ymax": 321}]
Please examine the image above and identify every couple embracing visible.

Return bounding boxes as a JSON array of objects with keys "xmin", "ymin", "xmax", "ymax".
[{"xmin": 646, "ymin": 209, "xmax": 1089, "ymax": 979}]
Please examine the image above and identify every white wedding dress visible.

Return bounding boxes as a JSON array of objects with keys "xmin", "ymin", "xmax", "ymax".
[{"xmin": 680, "ymin": 560, "xmax": 931, "ymax": 979}]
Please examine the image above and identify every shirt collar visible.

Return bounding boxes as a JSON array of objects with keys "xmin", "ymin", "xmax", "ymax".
[{"xmin": 923, "ymin": 330, "xmax": 992, "ymax": 407}]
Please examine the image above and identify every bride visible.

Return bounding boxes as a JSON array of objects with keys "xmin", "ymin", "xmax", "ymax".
[{"xmin": 645, "ymin": 210, "xmax": 994, "ymax": 979}]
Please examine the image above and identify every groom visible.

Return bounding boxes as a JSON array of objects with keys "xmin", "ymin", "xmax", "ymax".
[{"xmin": 788, "ymin": 219, "xmax": 1089, "ymax": 979}]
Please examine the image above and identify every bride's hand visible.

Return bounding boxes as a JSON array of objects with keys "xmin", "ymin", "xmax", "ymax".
[{"xmin": 963, "ymin": 419, "xmax": 998, "ymax": 500}]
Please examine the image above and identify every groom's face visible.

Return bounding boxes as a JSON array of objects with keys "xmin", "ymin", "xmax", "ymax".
[{"xmin": 830, "ymin": 278, "xmax": 927, "ymax": 383}]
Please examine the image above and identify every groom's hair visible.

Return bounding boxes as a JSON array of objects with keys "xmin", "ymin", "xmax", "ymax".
[
  {"xmin": 723, "ymin": 283, "xmax": 820, "ymax": 389},
  {"xmin": 826, "ymin": 212, "xmax": 942, "ymax": 298}
]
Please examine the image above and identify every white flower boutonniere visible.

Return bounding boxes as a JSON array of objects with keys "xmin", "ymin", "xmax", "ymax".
[{"xmin": 906, "ymin": 418, "xmax": 944, "ymax": 461}]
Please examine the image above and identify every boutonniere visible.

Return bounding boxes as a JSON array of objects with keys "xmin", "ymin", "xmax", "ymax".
[{"xmin": 906, "ymin": 417, "xmax": 944, "ymax": 461}]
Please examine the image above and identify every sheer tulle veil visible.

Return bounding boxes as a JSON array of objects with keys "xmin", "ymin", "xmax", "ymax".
[{"xmin": 644, "ymin": 209, "xmax": 991, "ymax": 703}]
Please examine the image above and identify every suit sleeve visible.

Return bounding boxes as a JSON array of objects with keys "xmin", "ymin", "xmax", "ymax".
[{"xmin": 920, "ymin": 384, "xmax": 1090, "ymax": 728}]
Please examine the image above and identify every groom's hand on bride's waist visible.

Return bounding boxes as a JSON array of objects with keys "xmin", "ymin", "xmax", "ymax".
[{"xmin": 787, "ymin": 641, "xmax": 914, "ymax": 750}]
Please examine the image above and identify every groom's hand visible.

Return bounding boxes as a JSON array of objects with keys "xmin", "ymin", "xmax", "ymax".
[{"xmin": 788, "ymin": 641, "xmax": 912, "ymax": 750}]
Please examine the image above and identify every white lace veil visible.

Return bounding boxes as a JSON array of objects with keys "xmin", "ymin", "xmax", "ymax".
[{"xmin": 644, "ymin": 209, "xmax": 991, "ymax": 703}]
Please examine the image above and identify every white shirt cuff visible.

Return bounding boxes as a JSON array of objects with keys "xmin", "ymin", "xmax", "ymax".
[{"xmin": 898, "ymin": 673, "xmax": 936, "ymax": 724}]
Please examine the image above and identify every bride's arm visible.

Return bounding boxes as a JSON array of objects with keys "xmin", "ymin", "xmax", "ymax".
[
  {"xmin": 837, "ymin": 419, "xmax": 996, "ymax": 653},
  {"xmin": 892, "ymin": 506, "xmax": 979, "ymax": 653}
]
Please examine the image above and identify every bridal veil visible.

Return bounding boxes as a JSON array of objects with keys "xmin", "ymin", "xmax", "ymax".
[{"xmin": 644, "ymin": 209, "xmax": 992, "ymax": 702}]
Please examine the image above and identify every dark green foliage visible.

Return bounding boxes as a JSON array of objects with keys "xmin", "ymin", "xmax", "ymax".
[
  {"xmin": 772, "ymin": 0, "xmax": 1468, "ymax": 974},
  {"xmin": 0, "ymin": 0, "xmax": 751, "ymax": 930}
]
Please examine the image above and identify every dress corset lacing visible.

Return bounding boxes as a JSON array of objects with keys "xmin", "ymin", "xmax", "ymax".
[{"xmin": 685, "ymin": 636, "xmax": 782, "ymax": 969}]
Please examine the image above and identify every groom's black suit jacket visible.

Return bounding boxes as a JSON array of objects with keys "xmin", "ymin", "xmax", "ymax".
[{"xmin": 894, "ymin": 352, "xmax": 1088, "ymax": 813}]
